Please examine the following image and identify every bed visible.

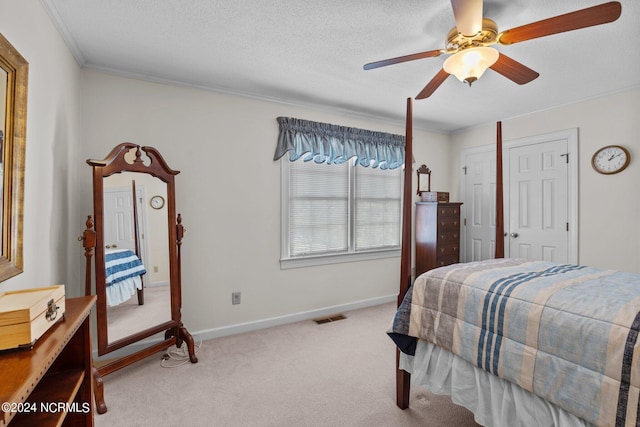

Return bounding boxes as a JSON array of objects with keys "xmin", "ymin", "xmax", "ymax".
[
  {"xmin": 104, "ymin": 249, "xmax": 147, "ymax": 307},
  {"xmin": 390, "ymin": 258, "xmax": 640, "ymax": 426},
  {"xmin": 392, "ymin": 99, "xmax": 639, "ymax": 426}
]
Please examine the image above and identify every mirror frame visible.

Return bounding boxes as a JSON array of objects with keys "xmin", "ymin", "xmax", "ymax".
[
  {"xmin": 416, "ymin": 164, "xmax": 431, "ymax": 195},
  {"xmin": 87, "ymin": 143, "xmax": 185, "ymax": 356},
  {"xmin": 0, "ymin": 33, "xmax": 27, "ymax": 282}
]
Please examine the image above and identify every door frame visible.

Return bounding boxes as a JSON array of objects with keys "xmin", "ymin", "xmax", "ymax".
[{"xmin": 459, "ymin": 128, "xmax": 579, "ymax": 264}]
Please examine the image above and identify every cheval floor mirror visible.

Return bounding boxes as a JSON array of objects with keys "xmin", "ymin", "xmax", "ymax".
[{"xmin": 80, "ymin": 143, "xmax": 197, "ymax": 413}]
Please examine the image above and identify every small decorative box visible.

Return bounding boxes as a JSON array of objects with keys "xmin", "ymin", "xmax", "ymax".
[
  {"xmin": 420, "ymin": 191, "xmax": 450, "ymax": 203},
  {"xmin": 0, "ymin": 285, "xmax": 65, "ymax": 350}
]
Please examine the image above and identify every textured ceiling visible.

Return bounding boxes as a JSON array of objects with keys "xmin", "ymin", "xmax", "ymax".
[{"xmin": 41, "ymin": 0, "xmax": 640, "ymax": 133}]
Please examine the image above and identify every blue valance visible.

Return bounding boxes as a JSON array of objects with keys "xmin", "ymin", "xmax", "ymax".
[{"xmin": 273, "ymin": 117, "xmax": 405, "ymax": 170}]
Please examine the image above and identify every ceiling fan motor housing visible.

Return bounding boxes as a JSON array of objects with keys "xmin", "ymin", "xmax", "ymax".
[{"xmin": 446, "ymin": 18, "xmax": 499, "ymax": 53}]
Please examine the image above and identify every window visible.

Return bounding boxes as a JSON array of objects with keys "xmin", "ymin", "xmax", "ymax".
[
  {"xmin": 280, "ymin": 159, "xmax": 402, "ymax": 268},
  {"xmin": 274, "ymin": 117, "xmax": 406, "ymax": 269}
]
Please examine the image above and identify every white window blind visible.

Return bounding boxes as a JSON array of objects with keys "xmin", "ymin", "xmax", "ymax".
[
  {"xmin": 354, "ymin": 165, "xmax": 402, "ymax": 251},
  {"xmin": 282, "ymin": 159, "xmax": 402, "ymax": 267},
  {"xmin": 289, "ymin": 160, "xmax": 349, "ymax": 256}
]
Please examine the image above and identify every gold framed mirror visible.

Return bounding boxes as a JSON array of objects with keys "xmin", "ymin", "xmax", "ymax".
[{"xmin": 0, "ymin": 33, "xmax": 27, "ymax": 282}]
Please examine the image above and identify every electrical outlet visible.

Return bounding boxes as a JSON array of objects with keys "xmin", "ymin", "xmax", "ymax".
[
  {"xmin": 232, "ymin": 292, "xmax": 241, "ymax": 305},
  {"xmin": 154, "ymin": 266, "xmax": 159, "ymax": 273}
]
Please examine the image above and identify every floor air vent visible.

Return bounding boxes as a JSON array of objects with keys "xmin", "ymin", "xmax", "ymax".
[{"xmin": 313, "ymin": 314, "xmax": 346, "ymax": 324}]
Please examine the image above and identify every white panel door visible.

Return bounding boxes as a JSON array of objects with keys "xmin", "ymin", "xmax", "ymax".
[
  {"xmin": 460, "ymin": 128, "xmax": 577, "ymax": 264},
  {"xmin": 103, "ymin": 186, "xmax": 149, "ymax": 270},
  {"xmin": 103, "ymin": 189, "xmax": 137, "ymax": 251},
  {"xmin": 462, "ymin": 150, "xmax": 497, "ymax": 262},
  {"xmin": 507, "ymin": 139, "xmax": 568, "ymax": 262}
]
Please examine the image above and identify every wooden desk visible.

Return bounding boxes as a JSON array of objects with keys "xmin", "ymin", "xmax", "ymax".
[{"xmin": 0, "ymin": 296, "xmax": 96, "ymax": 427}]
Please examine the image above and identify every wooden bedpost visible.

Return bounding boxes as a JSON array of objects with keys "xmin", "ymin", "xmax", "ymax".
[
  {"xmin": 131, "ymin": 179, "xmax": 145, "ymax": 305},
  {"xmin": 81, "ymin": 215, "xmax": 96, "ymax": 297},
  {"xmin": 396, "ymin": 97, "xmax": 413, "ymax": 409},
  {"xmin": 495, "ymin": 121, "xmax": 505, "ymax": 258}
]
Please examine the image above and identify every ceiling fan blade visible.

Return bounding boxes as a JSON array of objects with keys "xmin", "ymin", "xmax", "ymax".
[
  {"xmin": 498, "ymin": 1, "xmax": 621, "ymax": 45},
  {"xmin": 489, "ymin": 53, "xmax": 539, "ymax": 85},
  {"xmin": 450, "ymin": 0, "xmax": 483, "ymax": 37},
  {"xmin": 416, "ymin": 69, "xmax": 450, "ymax": 99},
  {"xmin": 363, "ymin": 49, "xmax": 443, "ymax": 70}
]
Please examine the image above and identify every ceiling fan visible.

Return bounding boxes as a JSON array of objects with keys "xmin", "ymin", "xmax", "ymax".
[{"xmin": 364, "ymin": 1, "xmax": 622, "ymax": 99}]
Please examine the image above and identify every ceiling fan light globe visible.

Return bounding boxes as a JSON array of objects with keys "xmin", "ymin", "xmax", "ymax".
[{"xmin": 443, "ymin": 47, "xmax": 499, "ymax": 85}]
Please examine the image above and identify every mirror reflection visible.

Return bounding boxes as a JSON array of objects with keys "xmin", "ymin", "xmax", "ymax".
[{"xmin": 102, "ymin": 171, "xmax": 171, "ymax": 344}]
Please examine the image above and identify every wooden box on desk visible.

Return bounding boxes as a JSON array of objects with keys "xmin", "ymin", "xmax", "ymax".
[{"xmin": 0, "ymin": 285, "xmax": 65, "ymax": 350}]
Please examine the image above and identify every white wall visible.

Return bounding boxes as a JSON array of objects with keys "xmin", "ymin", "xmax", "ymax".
[
  {"xmin": 0, "ymin": 1, "xmax": 82, "ymax": 293},
  {"xmin": 77, "ymin": 70, "xmax": 452, "ymax": 334},
  {"xmin": 450, "ymin": 88, "xmax": 640, "ymax": 272}
]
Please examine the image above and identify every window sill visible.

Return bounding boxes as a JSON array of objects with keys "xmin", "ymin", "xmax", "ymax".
[{"xmin": 280, "ymin": 248, "xmax": 400, "ymax": 269}]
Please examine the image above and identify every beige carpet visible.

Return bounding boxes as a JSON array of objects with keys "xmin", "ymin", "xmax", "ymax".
[
  {"xmin": 95, "ymin": 302, "xmax": 482, "ymax": 427},
  {"xmin": 107, "ymin": 285, "xmax": 171, "ymax": 343}
]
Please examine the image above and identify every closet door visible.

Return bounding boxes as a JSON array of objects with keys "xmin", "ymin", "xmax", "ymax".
[
  {"xmin": 507, "ymin": 139, "xmax": 568, "ymax": 262},
  {"xmin": 461, "ymin": 150, "xmax": 496, "ymax": 262},
  {"xmin": 103, "ymin": 188, "xmax": 136, "ymax": 251},
  {"xmin": 460, "ymin": 128, "xmax": 577, "ymax": 264}
]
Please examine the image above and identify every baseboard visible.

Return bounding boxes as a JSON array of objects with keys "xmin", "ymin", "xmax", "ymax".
[
  {"xmin": 93, "ymin": 294, "xmax": 396, "ymax": 360},
  {"xmin": 194, "ymin": 294, "xmax": 396, "ymax": 341}
]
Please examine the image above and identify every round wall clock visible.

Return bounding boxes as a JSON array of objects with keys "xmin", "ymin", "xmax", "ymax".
[
  {"xmin": 591, "ymin": 145, "xmax": 630, "ymax": 175},
  {"xmin": 150, "ymin": 195, "xmax": 165, "ymax": 209}
]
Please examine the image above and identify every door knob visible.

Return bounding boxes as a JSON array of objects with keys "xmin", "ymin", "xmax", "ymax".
[{"xmin": 510, "ymin": 232, "xmax": 519, "ymax": 238}]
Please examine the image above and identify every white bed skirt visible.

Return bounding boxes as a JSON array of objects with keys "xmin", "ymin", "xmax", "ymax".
[
  {"xmin": 106, "ymin": 276, "xmax": 142, "ymax": 307},
  {"xmin": 400, "ymin": 340, "xmax": 594, "ymax": 427}
]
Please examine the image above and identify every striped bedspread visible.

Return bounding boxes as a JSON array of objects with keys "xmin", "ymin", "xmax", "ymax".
[
  {"xmin": 105, "ymin": 249, "xmax": 146, "ymax": 287},
  {"xmin": 388, "ymin": 258, "xmax": 640, "ymax": 426}
]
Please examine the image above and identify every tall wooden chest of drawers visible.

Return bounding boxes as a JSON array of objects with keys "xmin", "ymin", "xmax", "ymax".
[{"xmin": 415, "ymin": 202, "xmax": 462, "ymax": 278}]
